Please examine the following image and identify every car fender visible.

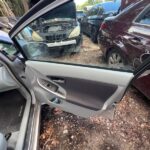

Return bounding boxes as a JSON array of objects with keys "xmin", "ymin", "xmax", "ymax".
[{"xmin": 106, "ymin": 38, "xmax": 129, "ymax": 64}]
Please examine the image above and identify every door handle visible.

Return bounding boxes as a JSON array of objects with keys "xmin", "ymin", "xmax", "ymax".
[{"xmin": 50, "ymin": 77, "xmax": 65, "ymax": 84}]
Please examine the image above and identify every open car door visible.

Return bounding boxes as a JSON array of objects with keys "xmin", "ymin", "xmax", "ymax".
[{"xmin": 9, "ymin": 0, "xmax": 150, "ymax": 118}]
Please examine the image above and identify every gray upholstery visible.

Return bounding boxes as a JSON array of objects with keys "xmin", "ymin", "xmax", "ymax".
[
  {"xmin": 0, "ymin": 66, "xmax": 18, "ymax": 93},
  {"xmin": 0, "ymin": 133, "xmax": 7, "ymax": 150}
]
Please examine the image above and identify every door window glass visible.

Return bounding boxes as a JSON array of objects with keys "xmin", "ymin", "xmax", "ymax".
[{"xmin": 14, "ymin": 1, "xmax": 150, "ymax": 72}]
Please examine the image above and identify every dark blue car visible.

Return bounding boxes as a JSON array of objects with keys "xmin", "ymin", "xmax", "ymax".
[{"xmin": 81, "ymin": 1, "xmax": 121, "ymax": 42}]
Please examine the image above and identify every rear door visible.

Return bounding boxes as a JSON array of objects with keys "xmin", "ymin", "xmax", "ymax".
[
  {"xmin": 126, "ymin": 5, "xmax": 150, "ymax": 67},
  {"xmin": 9, "ymin": 0, "xmax": 149, "ymax": 118},
  {"xmin": 132, "ymin": 5, "xmax": 150, "ymax": 98}
]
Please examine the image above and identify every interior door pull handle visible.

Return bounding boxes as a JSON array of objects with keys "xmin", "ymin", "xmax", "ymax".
[
  {"xmin": 50, "ymin": 77, "xmax": 65, "ymax": 83},
  {"xmin": 52, "ymin": 79, "xmax": 65, "ymax": 83},
  {"xmin": 50, "ymin": 97, "xmax": 61, "ymax": 104}
]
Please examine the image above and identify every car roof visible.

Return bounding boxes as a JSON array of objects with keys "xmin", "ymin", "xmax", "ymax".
[{"xmin": 0, "ymin": 30, "xmax": 13, "ymax": 44}]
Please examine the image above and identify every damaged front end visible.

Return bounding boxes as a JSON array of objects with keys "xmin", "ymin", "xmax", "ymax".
[{"xmin": 31, "ymin": 18, "xmax": 82, "ymax": 55}]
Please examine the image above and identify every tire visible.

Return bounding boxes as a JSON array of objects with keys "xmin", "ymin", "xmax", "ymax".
[
  {"xmin": 91, "ymin": 26, "xmax": 98, "ymax": 43},
  {"xmin": 107, "ymin": 49, "xmax": 126, "ymax": 68}
]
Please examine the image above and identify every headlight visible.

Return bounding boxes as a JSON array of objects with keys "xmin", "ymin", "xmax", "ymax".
[{"xmin": 68, "ymin": 25, "xmax": 80, "ymax": 38}]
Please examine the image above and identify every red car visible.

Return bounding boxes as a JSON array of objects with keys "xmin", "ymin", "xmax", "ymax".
[{"xmin": 98, "ymin": 0, "xmax": 150, "ymax": 98}]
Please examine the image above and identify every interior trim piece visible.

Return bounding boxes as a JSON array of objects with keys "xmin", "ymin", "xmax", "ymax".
[
  {"xmin": 102, "ymin": 86, "xmax": 125, "ymax": 110},
  {"xmin": 26, "ymin": 61, "xmax": 134, "ymax": 86},
  {"xmin": 37, "ymin": 78, "xmax": 66, "ymax": 99},
  {"xmin": 0, "ymin": 60, "xmax": 31, "ymax": 150},
  {"xmin": 15, "ymin": 95, "xmax": 31, "ymax": 150},
  {"xmin": 28, "ymin": 103, "xmax": 41, "ymax": 150},
  {"xmin": 49, "ymin": 76, "xmax": 118, "ymax": 110}
]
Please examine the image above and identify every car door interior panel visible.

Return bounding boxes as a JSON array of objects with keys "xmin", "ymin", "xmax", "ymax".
[
  {"xmin": 48, "ymin": 76, "xmax": 118, "ymax": 110},
  {"xmin": 24, "ymin": 60, "xmax": 134, "ymax": 117},
  {"xmin": 7, "ymin": 0, "xmax": 139, "ymax": 118},
  {"xmin": 8, "ymin": 0, "xmax": 149, "ymax": 118}
]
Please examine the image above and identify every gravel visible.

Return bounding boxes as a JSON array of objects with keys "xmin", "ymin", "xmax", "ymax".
[{"xmin": 40, "ymin": 88, "xmax": 150, "ymax": 150}]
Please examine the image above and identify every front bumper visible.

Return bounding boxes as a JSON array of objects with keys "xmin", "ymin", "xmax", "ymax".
[
  {"xmin": 47, "ymin": 39, "xmax": 76, "ymax": 48},
  {"xmin": 47, "ymin": 35, "xmax": 82, "ymax": 53}
]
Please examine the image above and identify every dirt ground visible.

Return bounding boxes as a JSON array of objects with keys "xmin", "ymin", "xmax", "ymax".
[
  {"xmin": 39, "ymin": 36, "xmax": 150, "ymax": 150},
  {"xmin": 51, "ymin": 35, "xmax": 103, "ymax": 66},
  {"xmin": 40, "ymin": 88, "xmax": 150, "ymax": 150}
]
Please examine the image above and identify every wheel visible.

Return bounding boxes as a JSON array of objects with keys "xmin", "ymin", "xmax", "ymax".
[
  {"xmin": 91, "ymin": 26, "xmax": 98, "ymax": 43},
  {"xmin": 107, "ymin": 49, "xmax": 126, "ymax": 68}
]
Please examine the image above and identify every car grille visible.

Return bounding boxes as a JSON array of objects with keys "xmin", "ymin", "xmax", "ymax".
[{"xmin": 45, "ymin": 33, "xmax": 67, "ymax": 43}]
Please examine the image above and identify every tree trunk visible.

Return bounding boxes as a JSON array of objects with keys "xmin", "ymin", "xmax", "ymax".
[
  {"xmin": 0, "ymin": 0, "xmax": 15, "ymax": 17},
  {"xmin": 22, "ymin": 0, "xmax": 29, "ymax": 12}
]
